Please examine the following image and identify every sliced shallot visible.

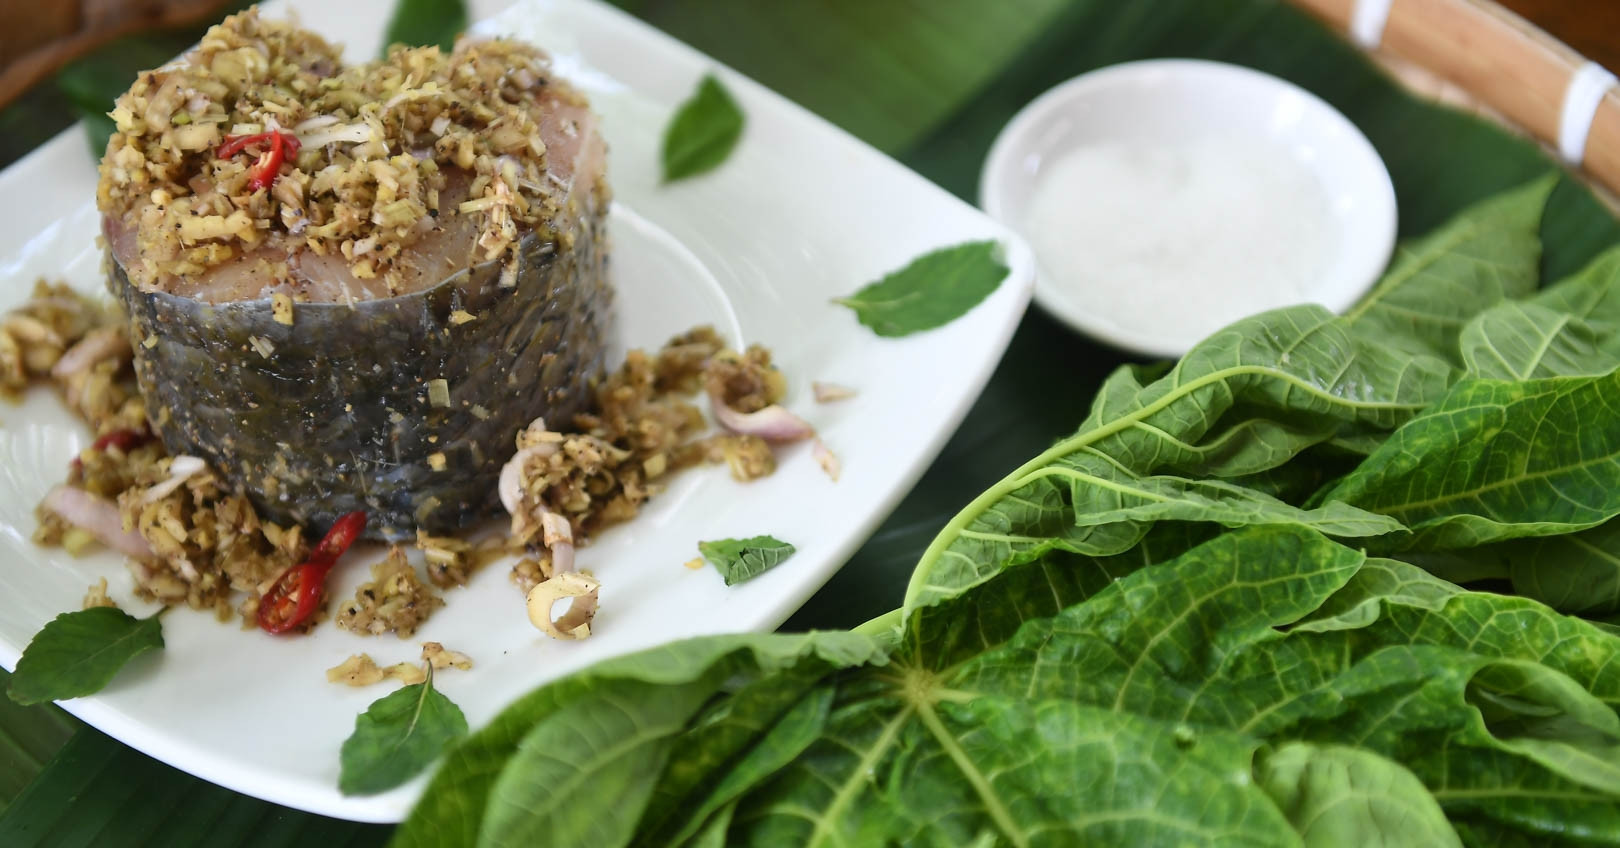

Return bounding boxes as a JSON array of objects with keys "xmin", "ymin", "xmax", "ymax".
[
  {"xmin": 526, "ymin": 571, "xmax": 599, "ymax": 640},
  {"xmin": 497, "ymin": 441, "xmax": 560, "ymax": 515},
  {"xmin": 294, "ymin": 121, "xmax": 372, "ymax": 148},
  {"xmin": 50, "ymin": 327, "xmax": 130, "ymax": 379},
  {"xmin": 3, "ymin": 314, "xmax": 62, "ymax": 346},
  {"xmin": 813, "ymin": 439, "xmax": 842, "ymax": 482},
  {"xmin": 811, "ymin": 381, "xmax": 856, "ymax": 403},
  {"xmin": 141, "ymin": 455, "xmax": 208, "ymax": 504},
  {"xmin": 707, "ymin": 384, "xmax": 814, "ymax": 443},
  {"xmin": 499, "ymin": 430, "xmax": 597, "ymax": 640},
  {"xmin": 41, "ymin": 485, "xmax": 153, "ymax": 559},
  {"xmin": 539, "ymin": 511, "xmax": 576, "ymax": 574},
  {"xmin": 292, "ymin": 114, "xmax": 339, "ymax": 133}
]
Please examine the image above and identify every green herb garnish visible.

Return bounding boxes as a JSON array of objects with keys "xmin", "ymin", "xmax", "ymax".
[
  {"xmin": 381, "ymin": 0, "xmax": 468, "ymax": 55},
  {"xmin": 56, "ymin": 61, "xmax": 137, "ymax": 158},
  {"xmin": 834, "ymin": 240, "xmax": 1008, "ymax": 338},
  {"xmin": 339, "ymin": 663, "xmax": 468, "ymax": 796},
  {"xmin": 7, "ymin": 608, "xmax": 164, "ymax": 706},
  {"xmin": 661, "ymin": 74, "xmax": 745, "ymax": 184},
  {"xmin": 697, "ymin": 536, "xmax": 796, "ymax": 586}
]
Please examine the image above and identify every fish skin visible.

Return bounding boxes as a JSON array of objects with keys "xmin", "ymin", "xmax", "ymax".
[{"xmin": 108, "ymin": 210, "xmax": 612, "ymax": 541}]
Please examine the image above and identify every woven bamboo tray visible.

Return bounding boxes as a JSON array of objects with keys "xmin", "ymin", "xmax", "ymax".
[{"xmin": 1292, "ymin": 0, "xmax": 1619, "ymax": 205}]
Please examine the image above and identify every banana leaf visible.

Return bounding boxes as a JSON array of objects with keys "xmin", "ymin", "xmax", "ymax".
[
  {"xmin": 0, "ymin": 729, "xmax": 386, "ymax": 848},
  {"xmin": 2, "ymin": 0, "xmax": 1618, "ymax": 843},
  {"xmin": 0, "ymin": 669, "xmax": 77, "ymax": 813}
]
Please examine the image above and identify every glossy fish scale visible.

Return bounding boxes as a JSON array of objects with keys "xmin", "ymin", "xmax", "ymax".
[{"xmin": 109, "ymin": 220, "xmax": 611, "ymax": 541}]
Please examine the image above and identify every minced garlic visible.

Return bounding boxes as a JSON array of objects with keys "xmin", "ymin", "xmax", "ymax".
[
  {"xmin": 83, "ymin": 577, "xmax": 119, "ymax": 609},
  {"xmin": 335, "ymin": 546, "xmax": 443, "ymax": 638},
  {"xmin": 325, "ymin": 653, "xmax": 429, "ymax": 686},
  {"xmin": 421, "ymin": 641, "xmax": 472, "ymax": 670},
  {"xmin": 427, "ymin": 378, "xmax": 450, "ymax": 408},
  {"xmin": 271, "ymin": 292, "xmax": 295, "ymax": 326}
]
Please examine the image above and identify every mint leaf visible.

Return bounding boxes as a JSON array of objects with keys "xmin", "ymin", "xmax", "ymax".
[
  {"xmin": 56, "ymin": 63, "xmax": 132, "ymax": 159},
  {"xmin": 339, "ymin": 664, "xmax": 467, "ymax": 796},
  {"xmin": 835, "ymin": 240, "xmax": 1009, "ymax": 338},
  {"xmin": 698, "ymin": 536, "xmax": 796, "ymax": 586},
  {"xmin": 7, "ymin": 608, "xmax": 163, "ymax": 706},
  {"xmin": 382, "ymin": 0, "xmax": 468, "ymax": 55},
  {"xmin": 662, "ymin": 74, "xmax": 744, "ymax": 184}
]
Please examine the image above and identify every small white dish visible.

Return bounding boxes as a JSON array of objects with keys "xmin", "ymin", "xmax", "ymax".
[
  {"xmin": 980, "ymin": 59, "xmax": 1396, "ymax": 358},
  {"xmin": 0, "ymin": 0, "xmax": 1033, "ymax": 823}
]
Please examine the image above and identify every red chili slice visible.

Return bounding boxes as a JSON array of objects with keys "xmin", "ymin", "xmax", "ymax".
[
  {"xmin": 90, "ymin": 428, "xmax": 153, "ymax": 454},
  {"xmin": 215, "ymin": 133, "xmax": 261, "ymax": 158},
  {"xmin": 257, "ymin": 561, "xmax": 331, "ymax": 635},
  {"xmin": 257, "ymin": 510, "xmax": 367, "ymax": 634},
  {"xmin": 310, "ymin": 510, "xmax": 367, "ymax": 563},
  {"xmin": 216, "ymin": 131, "xmax": 302, "ymax": 192},
  {"xmin": 71, "ymin": 427, "xmax": 155, "ymax": 471}
]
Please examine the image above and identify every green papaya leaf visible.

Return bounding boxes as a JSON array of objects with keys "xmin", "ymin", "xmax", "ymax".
[
  {"xmin": 635, "ymin": 669, "xmax": 833, "ymax": 847},
  {"xmin": 904, "ymin": 305, "xmax": 1449, "ymax": 612},
  {"xmin": 1320, "ymin": 370, "xmax": 1620, "ymax": 550},
  {"xmin": 1460, "ymin": 301, "xmax": 1619, "ymax": 379},
  {"xmin": 392, "ymin": 632, "xmax": 886, "ymax": 848},
  {"xmin": 1530, "ymin": 244, "xmax": 1620, "ymax": 330},
  {"xmin": 1342, "ymin": 176, "xmax": 1553, "ymax": 366},
  {"xmin": 1502, "ymin": 518, "xmax": 1620, "ymax": 615},
  {"xmin": 395, "ymin": 524, "xmax": 1620, "ymax": 846},
  {"xmin": 1256, "ymin": 742, "xmax": 1462, "ymax": 848},
  {"xmin": 683, "ymin": 800, "xmax": 737, "ymax": 848},
  {"xmin": 1459, "ymin": 242, "xmax": 1620, "ymax": 380}
]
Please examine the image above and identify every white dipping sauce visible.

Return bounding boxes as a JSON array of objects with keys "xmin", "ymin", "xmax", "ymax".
[{"xmin": 1023, "ymin": 135, "xmax": 1336, "ymax": 347}]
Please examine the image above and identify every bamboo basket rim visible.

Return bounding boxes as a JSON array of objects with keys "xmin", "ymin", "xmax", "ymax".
[{"xmin": 1290, "ymin": 0, "xmax": 1620, "ymax": 207}]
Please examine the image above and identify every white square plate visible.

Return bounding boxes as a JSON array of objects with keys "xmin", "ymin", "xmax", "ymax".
[{"xmin": 0, "ymin": 0, "xmax": 1032, "ymax": 822}]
